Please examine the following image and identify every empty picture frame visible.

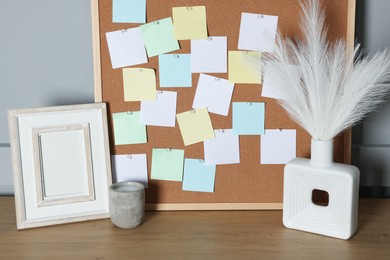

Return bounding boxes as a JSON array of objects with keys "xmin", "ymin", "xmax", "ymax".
[{"xmin": 8, "ymin": 103, "xmax": 112, "ymax": 229}]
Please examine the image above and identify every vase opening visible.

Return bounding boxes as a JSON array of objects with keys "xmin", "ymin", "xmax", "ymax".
[{"xmin": 311, "ymin": 189, "xmax": 329, "ymax": 207}]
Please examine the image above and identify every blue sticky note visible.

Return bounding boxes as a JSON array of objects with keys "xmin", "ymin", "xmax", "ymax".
[
  {"xmin": 232, "ymin": 102, "xmax": 265, "ymax": 135},
  {"xmin": 113, "ymin": 0, "xmax": 146, "ymax": 23},
  {"xmin": 182, "ymin": 159, "xmax": 216, "ymax": 193},
  {"xmin": 159, "ymin": 54, "xmax": 192, "ymax": 87}
]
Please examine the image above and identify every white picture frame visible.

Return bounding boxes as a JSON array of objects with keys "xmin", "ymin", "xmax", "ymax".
[{"xmin": 8, "ymin": 103, "xmax": 112, "ymax": 229}]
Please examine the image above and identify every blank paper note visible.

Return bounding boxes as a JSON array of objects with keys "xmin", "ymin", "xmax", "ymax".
[
  {"xmin": 140, "ymin": 91, "xmax": 177, "ymax": 127},
  {"xmin": 123, "ymin": 68, "xmax": 156, "ymax": 101},
  {"xmin": 262, "ymin": 61, "xmax": 300, "ymax": 99},
  {"xmin": 182, "ymin": 159, "xmax": 216, "ymax": 193},
  {"xmin": 172, "ymin": 6, "xmax": 207, "ymax": 40},
  {"xmin": 140, "ymin": 17, "xmax": 180, "ymax": 57},
  {"xmin": 112, "ymin": 112, "xmax": 147, "ymax": 145},
  {"xmin": 151, "ymin": 148, "xmax": 185, "ymax": 181},
  {"xmin": 159, "ymin": 54, "xmax": 192, "ymax": 87},
  {"xmin": 112, "ymin": 0, "xmax": 146, "ymax": 23},
  {"xmin": 228, "ymin": 51, "xmax": 261, "ymax": 84},
  {"xmin": 260, "ymin": 129, "xmax": 296, "ymax": 164},
  {"xmin": 193, "ymin": 74, "xmax": 234, "ymax": 116},
  {"xmin": 191, "ymin": 36, "xmax": 227, "ymax": 73},
  {"xmin": 232, "ymin": 102, "xmax": 265, "ymax": 135},
  {"xmin": 238, "ymin": 13, "xmax": 278, "ymax": 53},
  {"xmin": 112, "ymin": 154, "xmax": 148, "ymax": 188},
  {"xmin": 204, "ymin": 129, "xmax": 240, "ymax": 165},
  {"xmin": 176, "ymin": 108, "xmax": 215, "ymax": 146},
  {"xmin": 105, "ymin": 28, "xmax": 147, "ymax": 69}
]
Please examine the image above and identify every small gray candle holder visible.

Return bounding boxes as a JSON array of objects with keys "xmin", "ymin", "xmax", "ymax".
[{"xmin": 108, "ymin": 181, "xmax": 145, "ymax": 228}]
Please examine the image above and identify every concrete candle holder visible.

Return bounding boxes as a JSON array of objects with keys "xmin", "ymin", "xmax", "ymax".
[{"xmin": 108, "ymin": 181, "xmax": 145, "ymax": 229}]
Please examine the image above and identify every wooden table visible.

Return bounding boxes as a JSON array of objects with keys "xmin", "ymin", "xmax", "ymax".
[{"xmin": 1, "ymin": 197, "xmax": 389, "ymax": 259}]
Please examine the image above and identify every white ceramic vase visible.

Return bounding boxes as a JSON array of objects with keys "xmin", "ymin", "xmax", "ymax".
[{"xmin": 283, "ymin": 139, "xmax": 360, "ymax": 240}]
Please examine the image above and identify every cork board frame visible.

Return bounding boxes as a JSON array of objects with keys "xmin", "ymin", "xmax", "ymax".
[{"xmin": 98, "ymin": 0, "xmax": 356, "ymax": 210}]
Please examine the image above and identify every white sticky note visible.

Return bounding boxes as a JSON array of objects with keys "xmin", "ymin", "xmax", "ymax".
[
  {"xmin": 106, "ymin": 28, "xmax": 148, "ymax": 69},
  {"xmin": 112, "ymin": 154, "xmax": 148, "ymax": 188},
  {"xmin": 193, "ymin": 74, "xmax": 234, "ymax": 116},
  {"xmin": 204, "ymin": 129, "xmax": 240, "ymax": 165},
  {"xmin": 260, "ymin": 129, "xmax": 296, "ymax": 164},
  {"xmin": 262, "ymin": 61, "xmax": 300, "ymax": 99},
  {"xmin": 140, "ymin": 91, "xmax": 177, "ymax": 127},
  {"xmin": 191, "ymin": 36, "xmax": 227, "ymax": 73},
  {"xmin": 238, "ymin": 13, "xmax": 278, "ymax": 53}
]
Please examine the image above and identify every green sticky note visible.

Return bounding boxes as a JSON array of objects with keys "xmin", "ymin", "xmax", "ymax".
[
  {"xmin": 151, "ymin": 148, "xmax": 184, "ymax": 181},
  {"xmin": 112, "ymin": 112, "xmax": 147, "ymax": 145},
  {"xmin": 140, "ymin": 17, "xmax": 180, "ymax": 57}
]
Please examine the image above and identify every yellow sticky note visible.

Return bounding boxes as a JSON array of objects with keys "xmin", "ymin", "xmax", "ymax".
[
  {"xmin": 176, "ymin": 108, "xmax": 215, "ymax": 146},
  {"xmin": 123, "ymin": 68, "xmax": 156, "ymax": 101},
  {"xmin": 228, "ymin": 51, "xmax": 262, "ymax": 84},
  {"xmin": 172, "ymin": 6, "xmax": 207, "ymax": 40}
]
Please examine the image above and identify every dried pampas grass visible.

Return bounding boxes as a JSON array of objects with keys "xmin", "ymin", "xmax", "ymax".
[{"xmin": 262, "ymin": 0, "xmax": 390, "ymax": 141}]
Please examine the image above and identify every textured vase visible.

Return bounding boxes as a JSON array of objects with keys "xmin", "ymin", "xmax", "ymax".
[
  {"xmin": 283, "ymin": 139, "xmax": 360, "ymax": 239},
  {"xmin": 109, "ymin": 182, "xmax": 145, "ymax": 229}
]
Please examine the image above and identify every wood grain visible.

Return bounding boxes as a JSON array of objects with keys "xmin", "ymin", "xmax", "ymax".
[
  {"xmin": 91, "ymin": 0, "xmax": 102, "ymax": 102},
  {"xmin": 1, "ymin": 196, "xmax": 389, "ymax": 259}
]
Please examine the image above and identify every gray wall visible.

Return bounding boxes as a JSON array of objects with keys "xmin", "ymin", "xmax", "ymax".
[
  {"xmin": 352, "ymin": 0, "xmax": 390, "ymax": 197},
  {"xmin": 0, "ymin": 0, "xmax": 95, "ymax": 194}
]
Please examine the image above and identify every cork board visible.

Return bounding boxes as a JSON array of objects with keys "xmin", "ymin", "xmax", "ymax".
[{"xmin": 98, "ymin": 0, "xmax": 355, "ymax": 210}]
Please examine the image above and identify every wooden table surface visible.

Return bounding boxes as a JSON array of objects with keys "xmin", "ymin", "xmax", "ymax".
[{"xmin": 1, "ymin": 197, "xmax": 389, "ymax": 259}]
